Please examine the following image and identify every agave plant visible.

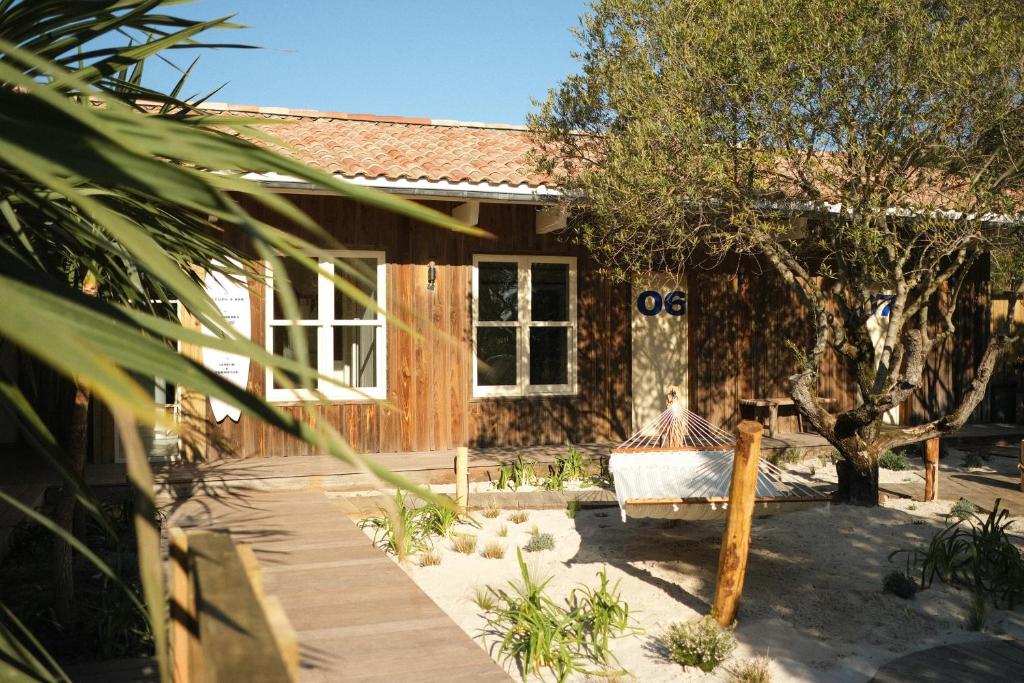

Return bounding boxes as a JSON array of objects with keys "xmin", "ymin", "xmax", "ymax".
[{"xmin": 0, "ymin": 1, "xmax": 476, "ymax": 679}]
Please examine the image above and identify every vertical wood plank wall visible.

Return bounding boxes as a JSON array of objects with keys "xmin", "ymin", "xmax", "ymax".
[{"xmin": 202, "ymin": 194, "xmax": 633, "ymax": 458}]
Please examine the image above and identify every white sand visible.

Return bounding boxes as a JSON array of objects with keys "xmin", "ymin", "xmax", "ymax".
[{"xmin": 366, "ymin": 498, "xmax": 1024, "ymax": 682}]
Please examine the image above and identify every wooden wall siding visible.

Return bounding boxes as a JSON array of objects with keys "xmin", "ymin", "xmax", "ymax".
[{"xmin": 195, "ymin": 195, "xmax": 632, "ymax": 459}]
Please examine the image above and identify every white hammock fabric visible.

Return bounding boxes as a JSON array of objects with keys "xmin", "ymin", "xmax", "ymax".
[{"xmin": 611, "ymin": 400, "xmax": 827, "ymax": 522}]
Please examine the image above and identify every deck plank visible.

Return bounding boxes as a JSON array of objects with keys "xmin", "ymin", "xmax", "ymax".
[{"xmin": 164, "ymin": 489, "xmax": 510, "ymax": 682}]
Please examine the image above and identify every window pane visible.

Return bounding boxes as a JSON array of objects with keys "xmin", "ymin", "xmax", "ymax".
[
  {"xmin": 478, "ymin": 262, "xmax": 518, "ymax": 322},
  {"xmin": 476, "ymin": 327, "xmax": 517, "ymax": 386},
  {"xmin": 529, "ymin": 327, "xmax": 568, "ymax": 386},
  {"xmin": 333, "ymin": 326, "xmax": 377, "ymax": 388},
  {"xmin": 271, "ymin": 327, "xmax": 318, "ymax": 388},
  {"xmin": 531, "ymin": 263, "xmax": 569, "ymax": 321},
  {"xmin": 335, "ymin": 257, "xmax": 379, "ymax": 320},
  {"xmin": 272, "ymin": 257, "xmax": 318, "ymax": 321}
]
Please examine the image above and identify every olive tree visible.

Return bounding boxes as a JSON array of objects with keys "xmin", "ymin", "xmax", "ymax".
[{"xmin": 532, "ymin": 0, "xmax": 1024, "ymax": 504}]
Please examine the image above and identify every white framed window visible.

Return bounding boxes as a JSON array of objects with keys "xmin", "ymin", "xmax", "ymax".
[
  {"xmin": 265, "ymin": 250, "xmax": 386, "ymax": 402},
  {"xmin": 472, "ymin": 255, "xmax": 577, "ymax": 398}
]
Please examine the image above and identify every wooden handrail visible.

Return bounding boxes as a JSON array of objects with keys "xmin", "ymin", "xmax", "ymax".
[{"xmin": 169, "ymin": 528, "xmax": 298, "ymax": 682}]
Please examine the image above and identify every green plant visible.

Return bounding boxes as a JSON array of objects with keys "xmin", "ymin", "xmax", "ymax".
[
  {"xmin": 730, "ymin": 656, "xmax": 772, "ymax": 683},
  {"xmin": 509, "ymin": 510, "xmax": 530, "ymax": 524},
  {"xmin": 498, "ymin": 524, "xmax": 509, "ymax": 538},
  {"xmin": 525, "ymin": 532, "xmax": 556, "ymax": 553},
  {"xmin": 966, "ymin": 591, "xmax": 991, "ymax": 631},
  {"xmin": 961, "ymin": 450, "xmax": 985, "ymax": 469},
  {"xmin": 481, "ymin": 542, "xmax": 506, "ymax": 559},
  {"xmin": 478, "ymin": 550, "xmax": 635, "ymax": 681},
  {"xmin": 497, "ymin": 463, "xmax": 515, "ymax": 491},
  {"xmin": 890, "ymin": 499, "xmax": 1024, "ymax": 608},
  {"xmin": 568, "ymin": 569, "xmax": 639, "ymax": 663},
  {"xmin": 483, "ymin": 504, "xmax": 501, "ymax": 519},
  {"xmin": 512, "ymin": 455, "xmax": 538, "ymax": 488},
  {"xmin": 473, "ymin": 585, "xmax": 498, "ymax": 611},
  {"xmin": 567, "ymin": 501, "xmax": 580, "ymax": 519},
  {"xmin": 950, "ymin": 497, "xmax": 978, "ymax": 520},
  {"xmin": 883, "ymin": 570, "xmax": 918, "ymax": 599},
  {"xmin": 879, "ymin": 450, "xmax": 912, "ymax": 471},
  {"xmin": 555, "ymin": 445, "xmax": 588, "ymax": 481},
  {"xmin": 419, "ymin": 550, "xmax": 442, "ymax": 567},
  {"xmin": 819, "ymin": 449, "xmax": 842, "ymax": 467},
  {"xmin": 767, "ymin": 447, "xmax": 802, "ymax": 467},
  {"xmin": 543, "ymin": 470, "xmax": 567, "ymax": 491},
  {"xmin": 420, "ymin": 496, "xmax": 461, "ymax": 537},
  {"xmin": 663, "ymin": 615, "xmax": 737, "ymax": 672},
  {"xmin": 358, "ymin": 490, "xmax": 431, "ymax": 558},
  {"xmin": 451, "ymin": 533, "xmax": 478, "ymax": 554}
]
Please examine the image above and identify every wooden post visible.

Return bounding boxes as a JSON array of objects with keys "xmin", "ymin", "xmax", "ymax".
[
  {"xmin": 924, "ymin": 437, "xmax": 940, "ymax": 501},
  {"xmin": 455, "ymin": 446, "xmax": 469, "ymax": 512},
  {"xmin": 169, "ymin": 528, "xmax": 194, "ymax": 683},
  {"xmin": 712, "ymin": 420, "xmax": 762, "ymax": 627},
  {"xmin": 1018, "ymin": 439, "xmax": 1023, "ymax": 493}
]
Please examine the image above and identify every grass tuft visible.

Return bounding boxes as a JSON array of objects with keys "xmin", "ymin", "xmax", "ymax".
[
  {"xmin": 451, "ymin": 533, "xmax": 478, "ymax": 554},
  {"xmin": 481, "ymin": 542, "xmax": 506, "ymax": 559},
  {"xmin": 729, "ymin": 655, "xmax": 772, "ymax": 683},
  {"xmin": 472, "ymin": 585, "xmax": 497, "ymax": 611},
  {"xmin": 508, "ymin": 510, "xmax": 530, "ymax": 524},
  {"xmin": 497, "ymin": 524, "xmax": 509, "ymax": 538},
  {"xmin": 418, "ymin": 550, "xmax": 442, "ymax": 567},
  {"xmin": 482, "ymin": 504, "xmax": 501, "ymax": 518}
]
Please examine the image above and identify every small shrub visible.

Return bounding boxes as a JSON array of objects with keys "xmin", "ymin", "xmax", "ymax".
[
  {"xmin": 883, "ymin": 570, "xmax": 918, "ymax": 599},
  {"xmin": 472, "ymin": 585, "xmax": 497, "ymax": 611},
  {"xmin": 524, "ymin": 532, "xmax": 556, "ymax": 553},
  {"xmin": 543, "ymin": 470, "xmax": 567, "ymax": 491},
  {"xmin": 730, "ymin": 656, "xmax": 772, "ymax": 683},
  {"xmin": 451, "ymin": 533, "xmax": 478, "ymax": 554},
  {"xmin": 567, "ymin": 500, "xmax": 580, "ymax": 519},
  {"xmin": 961, "ymin": 450, "xmax": 985, "ymax": 469},
  {"xmin": 767, "ymin": 447, "xmax": 802, "ymax": 467},
  {"xmin": 418, "ymin": 550, "xmax": 442, "ymax": 567},
  {"xmin": 949, "ymin": 497, "xmax": 977, "ymax": 520},
  {"xmin": 966, "ymin": 591, "xmax": 990, "ymax": 631},
  {"xmin": 664, "ymin": 615, "xmax": 736, "ymax": 672},
  {"xmin": 508, "ymin": 510, "xmax": 530, "ymax": 524},
  {"xmin": 481, "ymin": 542, "xmax": 506, "ymax": 560},
  {"xmin": 556, "ymin": 444, "xmax": 588, "ymax": 481},
  {"xmin": 879, "ymin": 450, "xmax": 911, "ymax": 471},
  {"xmin": 482, "ymin": 504, "xmax": 501, "ymax": 519},
  {"xmin": 497, "ymin": 523, "xmax": 509, "ymax": 537}
]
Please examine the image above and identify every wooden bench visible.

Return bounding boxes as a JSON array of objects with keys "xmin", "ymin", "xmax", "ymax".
[
  {"xmin": 169, "ymin": 528, "xmax": 298, "ymax": 683},
  {"xmin": 739, "ymin": 397, "xmax": 836, "ymax": 437}
]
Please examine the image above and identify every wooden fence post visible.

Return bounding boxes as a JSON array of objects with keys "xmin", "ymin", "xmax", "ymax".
[
  {"xmin": 455, "ymin": 446, "xmax": 469, "ymax": 512},
  {"xmin": 1018, "ymin": 439, "xmax": 1023, "ymax": 493},
  {"xmin": 924, "ymin": 437, "xmax": 940, "ymax": 501},
  {"xmin": 713, "ymin": 420, "xmax": 762, "ymax": 627}
]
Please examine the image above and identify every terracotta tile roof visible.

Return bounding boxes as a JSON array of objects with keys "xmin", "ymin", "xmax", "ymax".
[{"xmin": 200, "ymin": 103, "xmax": 553, "ymax": 188}]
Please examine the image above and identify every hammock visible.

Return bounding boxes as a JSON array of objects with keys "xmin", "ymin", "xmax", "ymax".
[{"xmin": 610, "ymin": 391, "xmax": 831, "ymax": 522}]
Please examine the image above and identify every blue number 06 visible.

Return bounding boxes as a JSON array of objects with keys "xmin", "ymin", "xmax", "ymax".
[{"xmin": 636, "ymin": 290, "xmax": 686, "ymax": 316}]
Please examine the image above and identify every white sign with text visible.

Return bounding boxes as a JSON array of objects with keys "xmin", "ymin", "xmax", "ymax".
[{"xmin": 202, "ymin": 269, "xmax": 251, "ymax": 423}]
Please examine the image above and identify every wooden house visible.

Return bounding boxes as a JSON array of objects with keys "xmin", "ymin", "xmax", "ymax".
[{"xmin": 79, "ymin": 104, "xmax": 993, "ymax": 463}]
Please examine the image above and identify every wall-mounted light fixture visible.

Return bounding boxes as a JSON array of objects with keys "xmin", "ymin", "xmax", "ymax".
[{"xmin": 427, "ymin": 260, "xmax": 437, "ymax": 291}]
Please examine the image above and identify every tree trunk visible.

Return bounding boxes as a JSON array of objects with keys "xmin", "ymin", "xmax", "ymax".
[
  {"xmin": 52, "ymin": 382, "xmax": 90, "ymax": 627},
  {"xmin": 836, "ymin": 458, "xmax": 879, "ymax": 506}
]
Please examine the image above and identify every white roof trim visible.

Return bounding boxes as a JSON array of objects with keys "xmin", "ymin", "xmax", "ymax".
[{"xmin": 243, "ymin": 172, "xmax": 561, "ymax": 202}]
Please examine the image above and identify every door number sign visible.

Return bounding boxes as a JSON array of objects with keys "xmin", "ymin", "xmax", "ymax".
[{"xmin": 637, "ymin": 290, "xmax": 686, "ymax": 316}]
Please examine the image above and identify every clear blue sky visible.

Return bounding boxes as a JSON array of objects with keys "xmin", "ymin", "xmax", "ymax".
[{"xmin": 144, "ymin": 1, "xmax": 587, "ymax": 124}]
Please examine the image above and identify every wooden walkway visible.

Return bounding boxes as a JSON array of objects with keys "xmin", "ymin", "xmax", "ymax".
[
  {"xmin": 871, "ymin": 637, "xmax": 1024, "ymax": 682},
  {"xmin": 164, "ymin": 489, "xmax": 510, "ymax": 682},
  {"xmin": 881, "ymin": 460, "xmax": 1024, "ymax": 515}
]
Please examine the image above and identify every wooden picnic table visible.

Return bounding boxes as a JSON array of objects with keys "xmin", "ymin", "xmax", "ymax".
[{"xmin": 739, "ymin": 397, "xmax": 836, "ymax": 437}]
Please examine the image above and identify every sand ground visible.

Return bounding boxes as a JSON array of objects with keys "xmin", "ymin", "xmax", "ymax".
[{"xmin": 364, "ymin": 495, "xmax": 1024, "ymax": 682}]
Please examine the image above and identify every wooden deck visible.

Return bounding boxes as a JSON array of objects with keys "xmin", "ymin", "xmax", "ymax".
[
  {"xmin": 163, "ymin": 489, "xmax": 510, "ymax": 682},
  {"xmin": 871, "ymin": 637, "xmax": 1024, "ymax": 682}
]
